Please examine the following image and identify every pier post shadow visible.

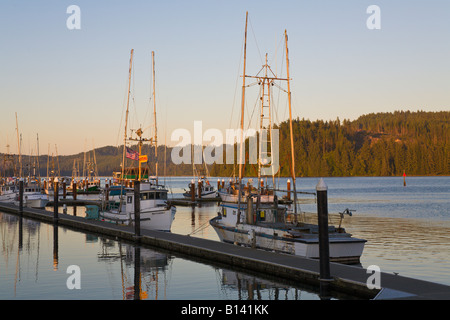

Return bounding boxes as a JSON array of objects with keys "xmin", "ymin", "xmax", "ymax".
[
  {"xmin": 316, "ymin": 178, "xmax": 333, "ymax": 299},
  {"xmin": 134, "ymin": 245, "xmax": 141, "ymax": 300},
  {"xmin": 18, "ymin": 215, "xmax": 23, "ymax": 250},
  {"xmin": 53, "ymin": 223, "xmax": 59, "ymax": 271}
]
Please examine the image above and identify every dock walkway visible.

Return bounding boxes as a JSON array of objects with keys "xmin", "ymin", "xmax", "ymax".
[{"xmin": 1, "ymin": 202, "xmax": 449, "ymax": 300}]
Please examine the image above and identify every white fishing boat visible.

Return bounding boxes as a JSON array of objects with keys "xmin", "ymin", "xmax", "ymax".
[
  {"xmin": 0, "ymin": 183, "xmax": 18, "ymax": 203},
  {"xmin": 15, "ymin": 180, "xmax": 49, "ymax": 208},
  {"xmin": 99, "ymin": 179, "xmax": 175, "ymax": 232},
  {"xmin": 210, "ymin": 13, "xmax": 366, "ymax": 264},
  {"xmin": 96, "ymin": 49, "xmax": 176, "ymax": 232},
  {"xmin": 183, "ymin": 177, "xmax": 218, "ymax": 199},
  {"xmin": 211, "ymin": 198, "xmax": 366, "ymax": 264}
]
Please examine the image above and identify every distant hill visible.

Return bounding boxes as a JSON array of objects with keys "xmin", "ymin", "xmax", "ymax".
[
  {"xmin": 210, "ymin": 110, "xmax": 449, "ymax": 177},
  {"xmin": 1, "ymin": 111, "xmax": 449, "ymax": 178}
]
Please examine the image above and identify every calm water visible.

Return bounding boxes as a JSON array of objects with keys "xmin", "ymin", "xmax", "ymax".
[{"xmin": 1, "ymin": 176, "xmax": 449, "ymax": 300}]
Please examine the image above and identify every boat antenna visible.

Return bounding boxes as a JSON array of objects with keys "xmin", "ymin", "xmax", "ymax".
[{"xmin": 152, "ymin": 51, "xmax": 158, "ymax": 184}]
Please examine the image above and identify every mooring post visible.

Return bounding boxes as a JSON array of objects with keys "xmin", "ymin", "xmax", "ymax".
[
  {"xmin": 73, "ymin": 181, "xmax": 77, "ymax": 200},
  {"xmin": 72, "ymin": 180, "xmax": 77, "ymax": 216},
  {"xmin": 190, "ymin": 179, "xmax": 195, "ymax": 202},
  {"xmin": 287, "ymin": 179, "xmax": 291, "ymax": 201},
  {"xmin": 53, "ymin": 177, "xmax": 59, "ymax": 223},
  {"xmin": 316, "ymin": 178, "xmax": 333, "ymax": 297},
  {"xmin": 105, "ymin": 182, "xmax": 109, "ymax": 203},
  {"xmin": 198, "ymin": 179, "xmax": 202, "ymax": 199},
  {"xmin": 19, "ymin": 178, "xmax": 24, "ymax": 215},
  {"xmin": 134, "ymin": 180, "xmax": 141, "ymax": 241},
  {"xmin": 62, "ymin": 180, "xmax": 66, "ymax": 199}
]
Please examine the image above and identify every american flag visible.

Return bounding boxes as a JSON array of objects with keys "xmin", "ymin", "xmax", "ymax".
[{"xmin": 126, "ymin": 147, "xmax": 139, "ymax": 161}]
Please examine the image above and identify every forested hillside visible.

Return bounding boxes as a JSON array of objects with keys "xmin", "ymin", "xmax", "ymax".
[
  {"xmin": 212, "ymin": 110, "xmax": 449, "ymax": 177},
  {"xmin": 1, "ymin": 111, "xmax": 449, "ymax": 178}
]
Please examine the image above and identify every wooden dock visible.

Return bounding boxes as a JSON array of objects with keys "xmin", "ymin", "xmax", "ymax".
[
  {"xmin": 1, "ymin": 201, "xmax": 450, "ymax": 300},
  {"xmin": 168, "ymin": 197, "xmax": 221, "ymax": 206}
]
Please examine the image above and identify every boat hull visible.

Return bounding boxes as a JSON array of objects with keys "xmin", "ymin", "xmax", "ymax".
[
  {"xmin": 14, "ymin": 195, "xmax": 49, "ymax": 208},
  {"xmin": 210, "ymin": 217, "xmax": 365, "ymax": 264},
  {"xmin": 99, "ymin": 206, "xmax": 176, "ymax": 232},
  {"xmin": 183, "ymin": 190, "xmax": 218, "ymax": 199}
]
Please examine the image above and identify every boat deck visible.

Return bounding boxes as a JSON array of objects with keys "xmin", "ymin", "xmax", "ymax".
[{"xmin": 1, "ymin": 201, "xmax": 450, "ymax": 300}]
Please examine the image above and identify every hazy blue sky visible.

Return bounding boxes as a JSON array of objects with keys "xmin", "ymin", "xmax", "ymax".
[{"xmin": 1, "ymin": 1, "xmax": 449, "ymax": 155}]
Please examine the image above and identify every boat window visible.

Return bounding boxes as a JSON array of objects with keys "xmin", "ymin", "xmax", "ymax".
[{"xmin": 127, "ymin": 196, "xmax": 133, "ymax": 204}]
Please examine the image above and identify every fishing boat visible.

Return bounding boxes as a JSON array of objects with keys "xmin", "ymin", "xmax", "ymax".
[
  {"xmin": 0, "ymin": 183, "xmax": 17, "ymax": 203},
  {"xmin": 210, "ymin": 13, "xmax": 366, "ymax": 264},
  {"xmin": 218, "ymin": 178, "xmax": 274, "ymax": 203},
  {"xmin": 183, "ymin": 176, "xmax": 218, "ymax": 199},
  {"xmin": 96, "ymin": 50, "xmax": 176, "ymax": 232},
  {"xmin": 99, "ymin": 179, "xmax": 175, "ymax": 231},
  {"xmin": 210, "ymin": 192, "xmax": 366, "ymax": 264},
  {"xmin": 16, "ymin": 179, "xmax": 49, "ymax": 208}
]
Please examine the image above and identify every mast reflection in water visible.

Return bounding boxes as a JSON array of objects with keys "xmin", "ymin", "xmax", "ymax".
[{"xmin": 0, "ymin": 212, "xmax": 341, "ymax": 300}]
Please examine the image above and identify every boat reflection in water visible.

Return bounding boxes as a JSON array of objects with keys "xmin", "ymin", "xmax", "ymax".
[{"xmin": 1, "ymin": 211, "xmax": 339, "ymax": 300}]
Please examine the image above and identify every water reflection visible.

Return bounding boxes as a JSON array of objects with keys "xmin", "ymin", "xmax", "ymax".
[{"xmin": 1, "ymin": 211, "xmax": 335, "ymax": 300}]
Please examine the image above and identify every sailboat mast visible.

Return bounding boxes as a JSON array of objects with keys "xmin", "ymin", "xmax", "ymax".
[
  {"xmin": 238, "ymin": 12, "xmax": 248, "ymax": 182},
  {"xmin": 36, "ymin": 134, "xmax": 40, "ymax": 180},
  {"xmin": 237, "ymin": 11, "xmax": 248, "ymax": 224},
  {"xmin": 15, "ymin": 112, "xmax": 22, "ymax": 179},
  {"xmin": 285, "ymin": 30, "xmax": 298, "ymax": 213},
  {"xmin": 152, "ymin": 51, "xmax": 158, "ymax": 184},
  {"xmin": 122, "ymin": 49, "xmax": 134, "ymax": 185}
]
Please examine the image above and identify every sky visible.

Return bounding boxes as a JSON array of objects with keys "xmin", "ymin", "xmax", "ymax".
[{"xmin": 0, "ymin": 0, "xmax": 449, "ymax": 155}]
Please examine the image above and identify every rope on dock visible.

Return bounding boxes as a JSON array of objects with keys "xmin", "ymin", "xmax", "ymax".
[{"xmin": 187, "ymin": 219, "xmax": 212, "ymax": 236}]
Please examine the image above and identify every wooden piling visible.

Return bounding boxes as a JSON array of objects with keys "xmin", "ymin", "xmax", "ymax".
[
  {"xmin": 198, "ymin": 179, "xmax": 202, "ymax": 199},
  {"xmin": 190, "ymin": 180, "xmax": 195, "ymax": 201},
  {"xmin": 53, "ymin": 179, "xmax": 59, "ymax": 222},
  {"xmin": 134, "ymin": 180, "xmax": 141, "ymax": 241},
  {"xmin": 73, "ymin": 181, "xmax": 77, "ymax": 200},
  {"xmin": 287, "ymin": 179, "xmax": 291, "ymax": 201},
  {"xmin": 19, "ymin": 179, "xmax": 24, "ymax": 215},
  {"xmin": 316, "ymin": 178, "xmax": 332, "ymax": 297}
]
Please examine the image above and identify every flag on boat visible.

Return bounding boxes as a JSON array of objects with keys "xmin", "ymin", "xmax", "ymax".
[{"xmin": 126, "ymin": 147, "xmax": 139, "ymax": 161}]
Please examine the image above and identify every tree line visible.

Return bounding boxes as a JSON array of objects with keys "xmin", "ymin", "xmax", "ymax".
[{"xmin": 1, "ymin": 111, "xmax": 448, "ymax": 179}]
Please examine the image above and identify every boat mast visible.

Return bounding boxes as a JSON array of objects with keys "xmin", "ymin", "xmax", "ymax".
[
  {"xmin": 118, "ymin": 49, "xmax": 134, "ymax": 213},
  {"xmin": 237, "ymin": 11, "xmax": 248, "ymax": 225},
  {"xmin": 152, "ymin": 51, "xmax": 158, "ymax": 184},
  {"xmin": 285, "ymin": 30, "xmax": 298, "ymax": 213},
  {"xmin": 36, "ymin": 134, "xmax": 41, "ymax": 185},
  {"xmin": 15, "ymin": 112, "xmax": 22, "ymax": 180},
  {"xmin": 122, "ymin": 49, "xmax": 134, "ymax": 185},
  {"xmin": 258, "ymin": 53, "xmax": 276, "ymax": 197}
]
